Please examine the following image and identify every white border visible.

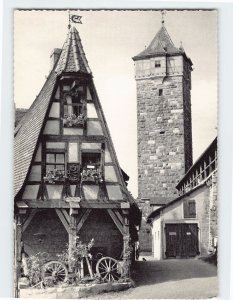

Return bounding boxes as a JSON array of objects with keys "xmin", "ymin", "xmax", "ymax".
[{"xmin": 1, "ymin": 1, "xmax": 233, "ymax": 299}]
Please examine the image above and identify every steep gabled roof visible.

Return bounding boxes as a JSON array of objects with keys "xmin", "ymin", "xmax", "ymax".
[
  {"xmin": 133, "ymin": 24, "xmax": 182, "ymax": 60},
  {"xmin": 14, "ymin": 70, "xmax": 57, "ymax": 197},
  {"xmin": 55, "ymin": 27, "xmax": 91, "ymax": 75}
]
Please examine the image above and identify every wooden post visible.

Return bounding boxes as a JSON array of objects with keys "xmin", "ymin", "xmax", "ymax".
[
  {"xmin": 14, "ymin": 214, "xmax": 24, "ymax": 298},
  {"xmin": 69, "ymin": 212, "xmax": 77, "ymax": 273},
  {"xmin": 121, "ymin": 203, "xmax": 130, "ymax": 278}
]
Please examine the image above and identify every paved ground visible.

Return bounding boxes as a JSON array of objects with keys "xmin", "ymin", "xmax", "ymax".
[{"xmin": 89, "ymin": 258, "xmax": 218, "ymax": 299}]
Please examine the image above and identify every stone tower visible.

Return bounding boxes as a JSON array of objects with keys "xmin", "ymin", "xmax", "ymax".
[{"xmin": 133, "ymin": 22, "xmax": 193, "ymax": 204}]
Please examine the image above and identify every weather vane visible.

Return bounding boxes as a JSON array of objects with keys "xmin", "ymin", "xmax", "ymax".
[
  {"xmin": 68, "ymin": 10, "xmax": 82, "ymax": 29},
  {"xmin": 161, "ymin": 10, "xmax": 166, "ymax": 24}
]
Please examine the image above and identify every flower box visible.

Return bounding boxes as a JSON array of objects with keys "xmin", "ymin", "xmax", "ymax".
[{"xmin": 62, "ymin": 113, "xmax": 86, "ymax": 128}]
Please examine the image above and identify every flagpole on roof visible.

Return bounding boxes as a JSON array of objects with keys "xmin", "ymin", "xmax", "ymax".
[{"xmin": 68, "ymin": 10, "xmax": 71, "ymax": 29}]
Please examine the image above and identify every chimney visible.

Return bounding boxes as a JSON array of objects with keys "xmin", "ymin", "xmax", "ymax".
[{"xmin": 50, "ymin": 48, "xmax": 62, "ymax": 70}]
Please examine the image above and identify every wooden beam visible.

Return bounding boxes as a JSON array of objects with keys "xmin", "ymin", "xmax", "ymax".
[
  {"xmin": 107, "ymin": 209, "xmax": 124, "ymax": 236},
  {"xmin": 22, "ymin": 210, "xmax": 37, "ymax": 232},
  {"xmin": 24, "ymin": 200, "xmax": 121, "ymax": 209},
  {"xmin": 76, "ymin": 209, "xmax": 91, "ymax": 233},
  {"xmin": 113, "ymin": 210, "xmax": 124, "ymax": 226},
  {"xmin": 55, "ymin": 209, "xmax": 71, "ymax": 234},
  {"xmin": 61, "ymin": 209, "xmax": 70, "ymax": 224}
]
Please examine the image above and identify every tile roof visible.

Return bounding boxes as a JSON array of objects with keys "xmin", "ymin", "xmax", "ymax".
[
  {"xmin": 133, "ymin": 24, "xmax": 182, "ymax": 60},
  {"xmin": 55, "ymin": 27, "xmax": 91, "ymax": 75},
  {"xmin": 14, "ymin": 70, "xmax": 57, "ymax": 197},
  {"xmin": 15, "ymin": 108, "xmax": 28, "ymax": 127}
]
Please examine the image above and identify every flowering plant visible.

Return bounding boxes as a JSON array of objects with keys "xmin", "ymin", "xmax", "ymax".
[
  {"xmin": 57, "ymin": 237, "xmax": 94, "ymax": 272},
  {"xmin": 44, "ymin": 169, "xmax": 66, "ymax": 184},
  {"xmin": 62, "ymin": 113, "xmax": 86, "ymax": 128}
]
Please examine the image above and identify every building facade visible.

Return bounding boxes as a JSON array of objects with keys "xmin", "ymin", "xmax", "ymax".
[
  {"xmin": 147, "ymin": 138, "xmax": 217, "ymax": 259},
  {"xmin": 14, "ymin": 26, "xmax": 141, "ymax": 291}
]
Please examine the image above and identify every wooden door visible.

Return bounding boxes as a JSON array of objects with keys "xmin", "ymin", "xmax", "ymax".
[
  {"xmin": 165, "ymin": 224, "xmax": 179, "ymax": 257},
  {"xmin": 165, "ymin": 223, "xmax": 199, "ymax": 258}
]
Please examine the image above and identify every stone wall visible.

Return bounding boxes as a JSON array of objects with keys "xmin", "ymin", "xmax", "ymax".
[
  {"xmin": 22, "ymin": 210, "xmax": 68, "ymax": 260},
  {"xmin": 78, "ymin": 210, "xmax": 123, "ymax": 259},
  {"xmin": 137, "ymin": 74, "xmax": 192, "ymax": 201}
]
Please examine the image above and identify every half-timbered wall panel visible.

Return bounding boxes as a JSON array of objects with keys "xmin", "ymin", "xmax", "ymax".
[
  {"xmin": 105, "ymin": 166, "xmax": 118, "ymax": 182},
  {"xmin": 106, "ymin": 185, "xmax": 124, "ymax": 200},
  {"xmin": 46, "ymin": 185, "xmax": 63, "ymax": 199},
  {"xmin": 87, "ymin": 103, "xmax": 98, "ymax": 118},
  {"xmin": 22, "ymin": 185, "xmax": 40, "ymax": 199},
  {"xmin": 43, "ymin": 120, "xmax": 60, "ymax": 135},
  {"xmin": 87, "ymin": 121, "xmax": 103, "ymax": 135},
  {"xmin": 49, "ymin": 102, "xmax": 60, "ymax": 118},
  {"xmin": 28, "ymin": 165, "xmax": 41, "ymax": 181},
  {"xmin": 83, "ymin": 185, "xmax": 99, "ymax": 200}
]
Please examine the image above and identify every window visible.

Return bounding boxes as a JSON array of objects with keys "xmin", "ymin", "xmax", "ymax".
[
  {"xmin": 155, "ymin": 60, "xmax": 161, "ymax": 68},
  {"xmin": 159, "ymin": 89, "xmax": 163, "ymax": 96},
  {"xmin": 81, "ymin": 152, "xmax": 103, "ymax": 183},
  {"xmin": 184, "ymin": 200, "xmax": 196, "ymax": 218},
  {"xmin": 63, "ymin": 88, "xmax": 86, "ymax": 128},
  {"xmin": 64, "ymin": 94, "xmax": 83, "ymax": 117},
  {"xmin": 46, "ymin": 153, "xmax": 65, "ymax": 172},
  {"xmin": 44, "ymin": 152, "xmax": 66, "ymax": 183}
]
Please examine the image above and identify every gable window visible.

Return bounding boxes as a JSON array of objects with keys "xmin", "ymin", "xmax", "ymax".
[
  {"xmin": 63, "ymin": 88, "xmax": 86, "ymax": 128},
  {"xmin": 155, "ymin": 60, "xmax": 161, "ymax": 68},
  {"xmin": 184, "ymin": 200, "xmax": 196, "ymax": 218}
]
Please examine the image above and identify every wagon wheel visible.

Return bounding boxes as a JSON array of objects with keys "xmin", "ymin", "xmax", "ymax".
[
  {"xmin": 42, "ymin": 261, "xmax": 68, "ymax": 287},
  {"xmin": 96, "ymin": 257, "xmax": 122, "ymax": 282}
]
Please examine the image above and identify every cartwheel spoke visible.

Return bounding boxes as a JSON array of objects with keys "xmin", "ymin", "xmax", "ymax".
[{"xmin": 104, "ymin": 260, "xmax": 108, "ymax": 268}]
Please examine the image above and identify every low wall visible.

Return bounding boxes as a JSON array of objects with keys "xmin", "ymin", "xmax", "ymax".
[{"xmin": 20, "ymin": 282, "xmax": 133, "ymax": 299}]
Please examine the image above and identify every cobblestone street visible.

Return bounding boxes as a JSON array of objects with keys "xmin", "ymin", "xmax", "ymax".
[{"xmin": 89, "ymin": 258, "xmax": 218, "ymax": 299}]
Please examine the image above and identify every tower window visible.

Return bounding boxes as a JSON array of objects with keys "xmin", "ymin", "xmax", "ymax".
[
  {"xmin": 155, "ymin": 60, "xmax": 161, "ymax": 68},
  {"xmin": 159, "ymin": 89, "xmax": 163, "ymax": 96}
]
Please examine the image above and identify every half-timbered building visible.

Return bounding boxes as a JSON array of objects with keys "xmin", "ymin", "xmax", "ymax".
[{"xmin": 14, "ymin": 26, "xmax": 140, "ymax": 283}]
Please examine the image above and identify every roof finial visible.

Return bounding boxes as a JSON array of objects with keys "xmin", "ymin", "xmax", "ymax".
[
  {"xmin": 161, "ymin": 10, "xmax": 166, "ymax": 25},
  {"xmin": 68, "ymin": 10, "xmax": 71, "ymax": 29}
]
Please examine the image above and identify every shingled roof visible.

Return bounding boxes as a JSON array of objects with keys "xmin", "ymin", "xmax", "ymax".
[
  {"xmin": 133, "ymin": 24, "xmax": 182, "ymax": 60},
  {"xmin": 14, "ymin": 26, "xmax": 92, "ymax": 197},
  {"xmin": 55, "ymin": 26, "xmax": 91, "ymax": 75}
]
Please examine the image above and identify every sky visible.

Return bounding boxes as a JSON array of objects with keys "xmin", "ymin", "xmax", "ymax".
[{"xmin": 14, "ymin": 10, "xmax": 218, "ymax": 197}]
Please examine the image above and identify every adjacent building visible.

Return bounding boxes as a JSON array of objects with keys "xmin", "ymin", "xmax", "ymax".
[{"xmin": 147, "ymin": 137, "xmax": 217, "ymax": 259}]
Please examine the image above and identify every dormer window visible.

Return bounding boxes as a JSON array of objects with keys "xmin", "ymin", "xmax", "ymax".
[{"xmin": 155, "ymin": 60, "xmax": 161, "ymax": 68}]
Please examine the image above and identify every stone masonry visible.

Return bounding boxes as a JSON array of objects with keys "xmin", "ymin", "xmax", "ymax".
[{"xmin": 137, "ymin": 73, "xmax": 192, "ymax": 201}]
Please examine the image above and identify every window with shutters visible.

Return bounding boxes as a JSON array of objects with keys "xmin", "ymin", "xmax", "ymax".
[{"xmin": 183, "ymin": 200, "xmax": 196, "ymax": 218}]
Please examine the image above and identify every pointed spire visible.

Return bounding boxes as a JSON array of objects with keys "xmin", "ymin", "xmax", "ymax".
[
  {"xmin": 55, "ymin": 26, "xmax": 91, "ymax": 75},
  {"xmin": 133, "ymin": 24, "xmax": 182, "ymax": 60}
]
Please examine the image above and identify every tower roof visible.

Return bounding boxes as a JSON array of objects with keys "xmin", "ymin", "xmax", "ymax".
[
  {"xmin": 133, "ymin": 24, "xmax": 183, "ymax": 60},
  {"xmin": 55, "ymin": 26, "xmax": 91, "ymax": 75}
]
